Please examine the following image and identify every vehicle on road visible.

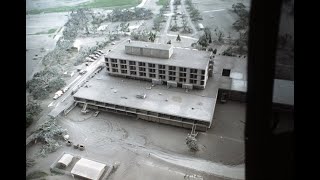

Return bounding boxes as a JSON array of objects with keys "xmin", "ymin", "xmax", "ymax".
[
  {"xmin": 62, "ymin": 87, "xmax": 69, "ymax": 93},
  {"xmin": 111, "ymin": 42, "xmax": 115, "ymax": 45},
  {"xmin": 53, "ymin": 90, "xmax": 63, "ymax": 100},
  {"xmin": 79, "ymin": 69, "xmax": 87, "ymax": 75}
]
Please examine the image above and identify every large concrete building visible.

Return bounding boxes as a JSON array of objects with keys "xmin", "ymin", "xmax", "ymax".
[
  {"xmin": 104, "ymin": 41, "xmax": 212, "ymax": 89},
  {"xmin": 73, "ymin": 41, "xmax": 248, "ymax": 131}
]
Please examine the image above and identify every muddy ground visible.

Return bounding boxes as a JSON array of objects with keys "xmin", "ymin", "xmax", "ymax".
[{"xmin": 26, "ymin": 101, "xmax": 245, "ymax": 179}]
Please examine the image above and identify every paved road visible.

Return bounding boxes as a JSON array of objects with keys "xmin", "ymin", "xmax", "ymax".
[{"xmin": 49, "ymin": 38, "xmax": 129, "ymax": 109}]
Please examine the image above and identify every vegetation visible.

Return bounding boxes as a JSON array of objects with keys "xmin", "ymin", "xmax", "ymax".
[
  {"xmin": 26, "ymin": 158, "xmax": 36, "ymax": 169},
  {"xmin": 34, "ymin": 28, "xmax": 57, "ymax": 35},
  {"xmin": 156, "ymin": 0, "xmax": 169, "ymax": 6},
  {"xmin": 130, "ymin": 30, "xmax": 150, "ymax": 41},
  {"xmin": 231, "ymin": 3, "xmax": 249, "ymax": 55},
  {"xmin": 176, "ymin": 34, "xmax": 181, "ymax": 41},
  {"xmin": 26, "ymin": 101, "xmax": 42, "ymax": 128},
  {"xmin": 26, "ymin": 171, "xmax": 48, "ymax": 180},
  {"xmin": 26, "ymin": 69, "xmax": 66, "ymax": 100},
  {"xmin": 153, "ymin": 15, "xmax": 162, "ymax": 31},
  {"xmin": 185, "ymin": 0, "xmax": 202, "ymax": 21},
  {"xmin": 173, "ymin": 0, "xmax": 181, "ymax": 5},
  {"xmin": 31, "ymin": 119, "xmax": 67, "ymax": 157},
  {"xmin": 26, "ymin": 0, "xmax": 141, "ymax": 14},
  {"xmin": 197, "ymin": 27, "xmax": 212, "ymax": 48},
  {"xmin": 148, "ymin": 32, "xmax": 157, "ymax": 42},
  {"xmin": 107, "ymin": 8, "xmax": 153, "ymax": 22}
]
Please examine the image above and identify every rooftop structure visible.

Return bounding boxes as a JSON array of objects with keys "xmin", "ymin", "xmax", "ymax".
[{"xmin": 125, "ymin": 41, "xmax": 173, "ymax": 59}]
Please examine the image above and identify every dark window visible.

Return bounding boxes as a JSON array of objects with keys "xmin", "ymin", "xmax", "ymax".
[
  {"xmin": 159, "ymin": 75, "xmax": 166, "ymax": 79},
  {"xmin": 201, "ymin": 75, "xmax": 205, "ymax": 80},
  {"xmin": 179, "ymin": 73, "xmax": 186, "ymax": 77},
  {"xmin": 138, "ymin": 62, "xmax": 146, "ymax": 66},
  {"xmin": 130, "ymin": 71, "xmax": 136, "ymax": 75},
  {"xmin": 120, "ymin": 60, "xmax": 126, "ymax": 64},
  {"xmin": 121, "ymin": 65, "xmax": 127, "ymax": 69},
  {"xmin": 169, "ymin": 71, "xmax": 176, "ymax": 76},
  {"xmin": 148, "ymin": 63, "xmax": 155, "ymax": 68},
  {"xmin": 179, "ymin": 78, "xmax": 186, "ymax": 82},
  {"xmin": 200, "ymin": 81, "xmax": 204, "ymax": 85},
  {"xmin": 159, "ymin": 70, "xmax": 165, "ymax": 74},
  {"xmin": 149, "ymin": 74, "xmax": 156, "ymax": 78},
  {"xmin": 106, "ymin": 63, "xmax": 109, "ymax": 67},
  {"xmin": 159, "ymin": 65, "xmax": 165, "ymax": 69},
  {"xmin": 105, "ymin": 58, "xmax": 109, "ymax": 62},
  {"xmin": 129, "ymin": 61, "xmax": 136, "ymax": 65},
  {"xmin": 111, "ymin": 59, "xmax": 117, "ymax": 63},
  {"xmin": 112, "ymin": 69, "xmax": 118, "ymax": 73},
  {"xmin": 169, "ymin": 66, "xmax": 176, "ymax": 70},
  {"xmin": 202, "ymin": 70, "xmax": 205, "ymax": 75},
  {"xmin": 130, "ymin": 66, "xmax": 136, "ymax": 70},
  {"xmin": 190, "ymin": 74, "xmax": 197, "ymax": 79},
  {"xmin": 149, "ymin": 69, "xmax": 156, "ymax": 73},
  {"xmin": 121, "ymin": 70, "xmax": 127, "ymax": 74},
  {"xmin": 139, "ymin": 72, "xmax": 146, "ymax": 76},
  {"xmin": 222, "ymin": 69, "xmax": 231, "ymax": 76},
  {"xmin": 169, "ymin": 76, "xmax": 176, "ymax": 81},
  {"xmin": 179, "ymin": 67, "xmax": 186, "ymax": 72},
  {"xmin": 139, "ymin": 67, "xmax": 146, "ymax": 71},
  {"xmin": 190, "ymin": 69, "xmax": 197, "ymax": 73},
  {"xmin": 106, "ymin": 67, "xmax": 110, "ymax": 71},
  {"xmin": 112, "ymin": 64, "xmax": 118, "ymax": 68}
]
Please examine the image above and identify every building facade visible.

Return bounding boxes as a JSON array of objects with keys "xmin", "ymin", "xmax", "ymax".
[{"xmin": 104, "ymin": 41, "xmax": 212, "ymax": 89}]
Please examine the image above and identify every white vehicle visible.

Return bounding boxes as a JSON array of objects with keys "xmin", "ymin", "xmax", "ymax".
[
  {"xmin": 53, "ymin": 90, "xmax": 63, "ymax": 100},
  {"xmin": 63, "ymin": 87, "xmax": 69, "ymax": 93},
  {"xmin": 85, "ymin": 57, "xmax": 94, "ymax": 62},
  {"xmin": 111, "ymin": 42, "xmax": 115, "ymax": 45},
  {"xmin": 79, "ymin": 69, "xmax": 87, "ymax": 75},
  {"xmin": 97, "ymin": 50, "xmax": 103, "ymax": 54}
]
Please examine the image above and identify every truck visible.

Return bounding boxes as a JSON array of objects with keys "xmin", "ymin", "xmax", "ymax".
[{"xmin": 53, "ymin": 90, "xmax": 63, "ymax": 100}]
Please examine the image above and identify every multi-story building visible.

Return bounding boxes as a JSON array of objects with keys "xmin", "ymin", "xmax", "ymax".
[{"xmin": 104, "ymin": 41, "xmax": 212, "ymax": 89}]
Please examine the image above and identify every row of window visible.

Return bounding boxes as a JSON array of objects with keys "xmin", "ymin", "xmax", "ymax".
[
  {"xmin": 105, "ymin": 58, "xmax": 205, "ymax": 74},
  {"xmin": 107, "ymin": 67, "xmax": 205, "ymax": 80}
]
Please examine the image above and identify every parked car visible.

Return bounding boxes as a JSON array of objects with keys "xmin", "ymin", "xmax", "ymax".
[
  {"xmin": 79, "ymin": 69, "xmax": 87, "ymax": 75},
  {"xmin": 53, "ymin": 90, "xmax": 63, "ymax": 100}
]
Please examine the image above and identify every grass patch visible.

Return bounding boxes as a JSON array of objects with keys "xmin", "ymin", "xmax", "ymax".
[
  {"xmin": 156, "ymin": 0, "xmax": 169, "ymax": 6},
  {"xmin": 47, "ymin": 28, "xmax": 57, "ymax": 34},
  {"xmin": 26, "ymin": 171, "xmax": 48, "ymax": 180},
  {"xmin": 34, "ymin": 28, "xmax": 57, "ymax": 35},
  {"xmin": 26, "ymin": 0, "xmax": 142, "ymax": 15}
]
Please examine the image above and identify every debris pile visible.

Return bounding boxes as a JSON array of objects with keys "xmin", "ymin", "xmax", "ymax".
[{"xmin": 30, "ymin": 119, "xmax": 67, "ymax": 157}]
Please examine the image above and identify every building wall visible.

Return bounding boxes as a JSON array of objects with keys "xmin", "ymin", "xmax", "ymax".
[
  {"xmin": 105, "ymin": 57, "xmax": 208, "ymax": 89},
  {"xmin": 75, "ymin": 98, "xmax": 210, "ymax": 131}
]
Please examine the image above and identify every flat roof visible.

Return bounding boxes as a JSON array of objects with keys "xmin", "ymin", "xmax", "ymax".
[
  {"xmin": 126, "ymin": 41, "xmax": 172, "ymax": 51},
  {"xmin": 273, "ymin": 79, "xmax": 294, "ymax": 105},
  {"xmin": 74, "ymin": 71, "xmax": 216, "ymax": 123},
  {"xmin": 106, "ymin": 43, "xmax": 210, "ymax": 69},
  {"xmin": 213, "ymin": 55, "xmax": 248, "ymax": 92},
  {"xmin": 71, "ymin": 158, "xmax": 106, "ymax": 180}
]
